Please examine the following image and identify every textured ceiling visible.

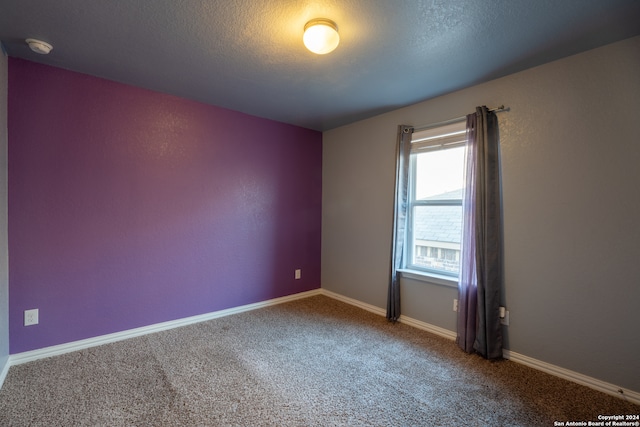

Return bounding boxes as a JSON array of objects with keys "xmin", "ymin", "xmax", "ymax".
[{"xmin": 1, "ymin": 0, "xmax": 640, "ymax": 131}]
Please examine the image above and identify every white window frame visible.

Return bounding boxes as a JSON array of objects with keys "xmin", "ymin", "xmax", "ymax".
[{"xmin": 401, "ymin": 120, "xmax": 466, "ymax": 286}]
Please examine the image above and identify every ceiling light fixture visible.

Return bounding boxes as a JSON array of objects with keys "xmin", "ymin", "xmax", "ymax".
[
  {"xmin": 303, "ymin": 18, "xmax": 339, "ymax": 55},
  {"xmin": 26, "ymin": 38, "xmax": 53, "ymax": 54}
]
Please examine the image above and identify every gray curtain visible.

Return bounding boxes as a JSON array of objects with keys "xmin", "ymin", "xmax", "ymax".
[
  {"xmin": 456, "ymin": 106, "xmax": 503, "ymax": 359},
  {"xmin": 387, "ymin": 125, "xmax": 412, "ymax": 322}
]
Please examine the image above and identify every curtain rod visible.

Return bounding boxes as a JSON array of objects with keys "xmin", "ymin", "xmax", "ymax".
[{"xmin": 411, "ymin": 105, "xmax": 506, "ymax": 132}]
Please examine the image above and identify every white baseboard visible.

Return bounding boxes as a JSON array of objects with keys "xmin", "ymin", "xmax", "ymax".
[
  {"xmin": 4, "ymin": 287, "xmax": 638, "ymax": 406},
  {"xmin": 8, "ymin": 289, "xmax": 322, "ymax": 367},
  {"xmin": 321, "ymin": 289, "xmax": 456, "ymax": 341},
  {"xmin": 320, "ymin": 289, "xmax": 639, "ymax": 406},
  {"xmin": 318, "ymin": 289, "xmax": 454, "ymax": 339},
  {"xmin": 502, "ymin": 350, "xmax": 640, "ymax": 406},
  {"xmin": 398, "ymin": 315, "xmax": 457, "ymax": 341},
  {"xmin": 320, "ymin": 289, "xmax": 387, "ymax": 317},
  {"xmin": 0, "ymin": 357, "xmax": 9, "ymax": 391}
]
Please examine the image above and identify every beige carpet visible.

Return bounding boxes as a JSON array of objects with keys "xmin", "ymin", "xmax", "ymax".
[{"xmin": 0, "ymin": 295, "xmax": 637, "ymax": 426}]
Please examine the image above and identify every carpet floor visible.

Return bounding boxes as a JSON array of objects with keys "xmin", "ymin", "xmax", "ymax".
[{"xmin": 0, "ymin": 295, "xmax": 637, "ymax": 426}]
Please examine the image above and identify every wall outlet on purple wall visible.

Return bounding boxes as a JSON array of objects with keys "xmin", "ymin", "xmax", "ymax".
[
  {"xmin": 24, "ymin": 309, "xmax": 39, "ymax": 326},
  {"xmin": 8, "ymin": 58, "xmax": 322, "ymax": 353}
]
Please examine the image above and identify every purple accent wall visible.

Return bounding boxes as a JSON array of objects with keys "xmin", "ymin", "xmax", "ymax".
[{"xmin": 8, "ymin": 58, "xmax": 322, "ymax": 353}]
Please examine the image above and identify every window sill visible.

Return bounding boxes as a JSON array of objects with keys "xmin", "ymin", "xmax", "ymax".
[{"xmin": 398, "ymin": 269, "xmax": 458, "ymax": 288}]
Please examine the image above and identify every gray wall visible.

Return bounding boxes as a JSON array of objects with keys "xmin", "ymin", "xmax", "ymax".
[
  {"xmin": 322, "ymin": 36, "xmax": 640, "ymax": 392},
  {"xmin": 0, "ymin": 47, "xmax": 9, "ymax": 375}
]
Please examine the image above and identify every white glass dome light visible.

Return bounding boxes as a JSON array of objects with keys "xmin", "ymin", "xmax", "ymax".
[
  {"xmin": 26, "ymin": 38, "xmax": 53, "ymax": 55},
  {"xmin": 303, "ymin": 18, "xmax": 339, "ymax": 55}
]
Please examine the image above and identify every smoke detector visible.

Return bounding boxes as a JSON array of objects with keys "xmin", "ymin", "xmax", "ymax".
[{"xmin": 26, "ymin": 38, "xmax": 53, "ymax": 54}]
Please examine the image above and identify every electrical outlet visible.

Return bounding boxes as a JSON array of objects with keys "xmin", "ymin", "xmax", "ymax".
[
  {"xmin": 24, "ymin": 308, "xmax": 39, "ymax": 326},
  {"xmin": 453, "ymin": 299, "xmax": 458, "ymax": 312},
  {"xmin": 500, "ymin": 310, "xmax": 510, "ymax": 326},
  {"xmin": 294, "ymin": 269, "xmax": 301, "ymax": 280}
]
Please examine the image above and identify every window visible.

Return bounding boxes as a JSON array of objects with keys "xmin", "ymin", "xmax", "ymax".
[{"xmin": 406, "ymin": 121, "xmax": 466, "ymax": 278}]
